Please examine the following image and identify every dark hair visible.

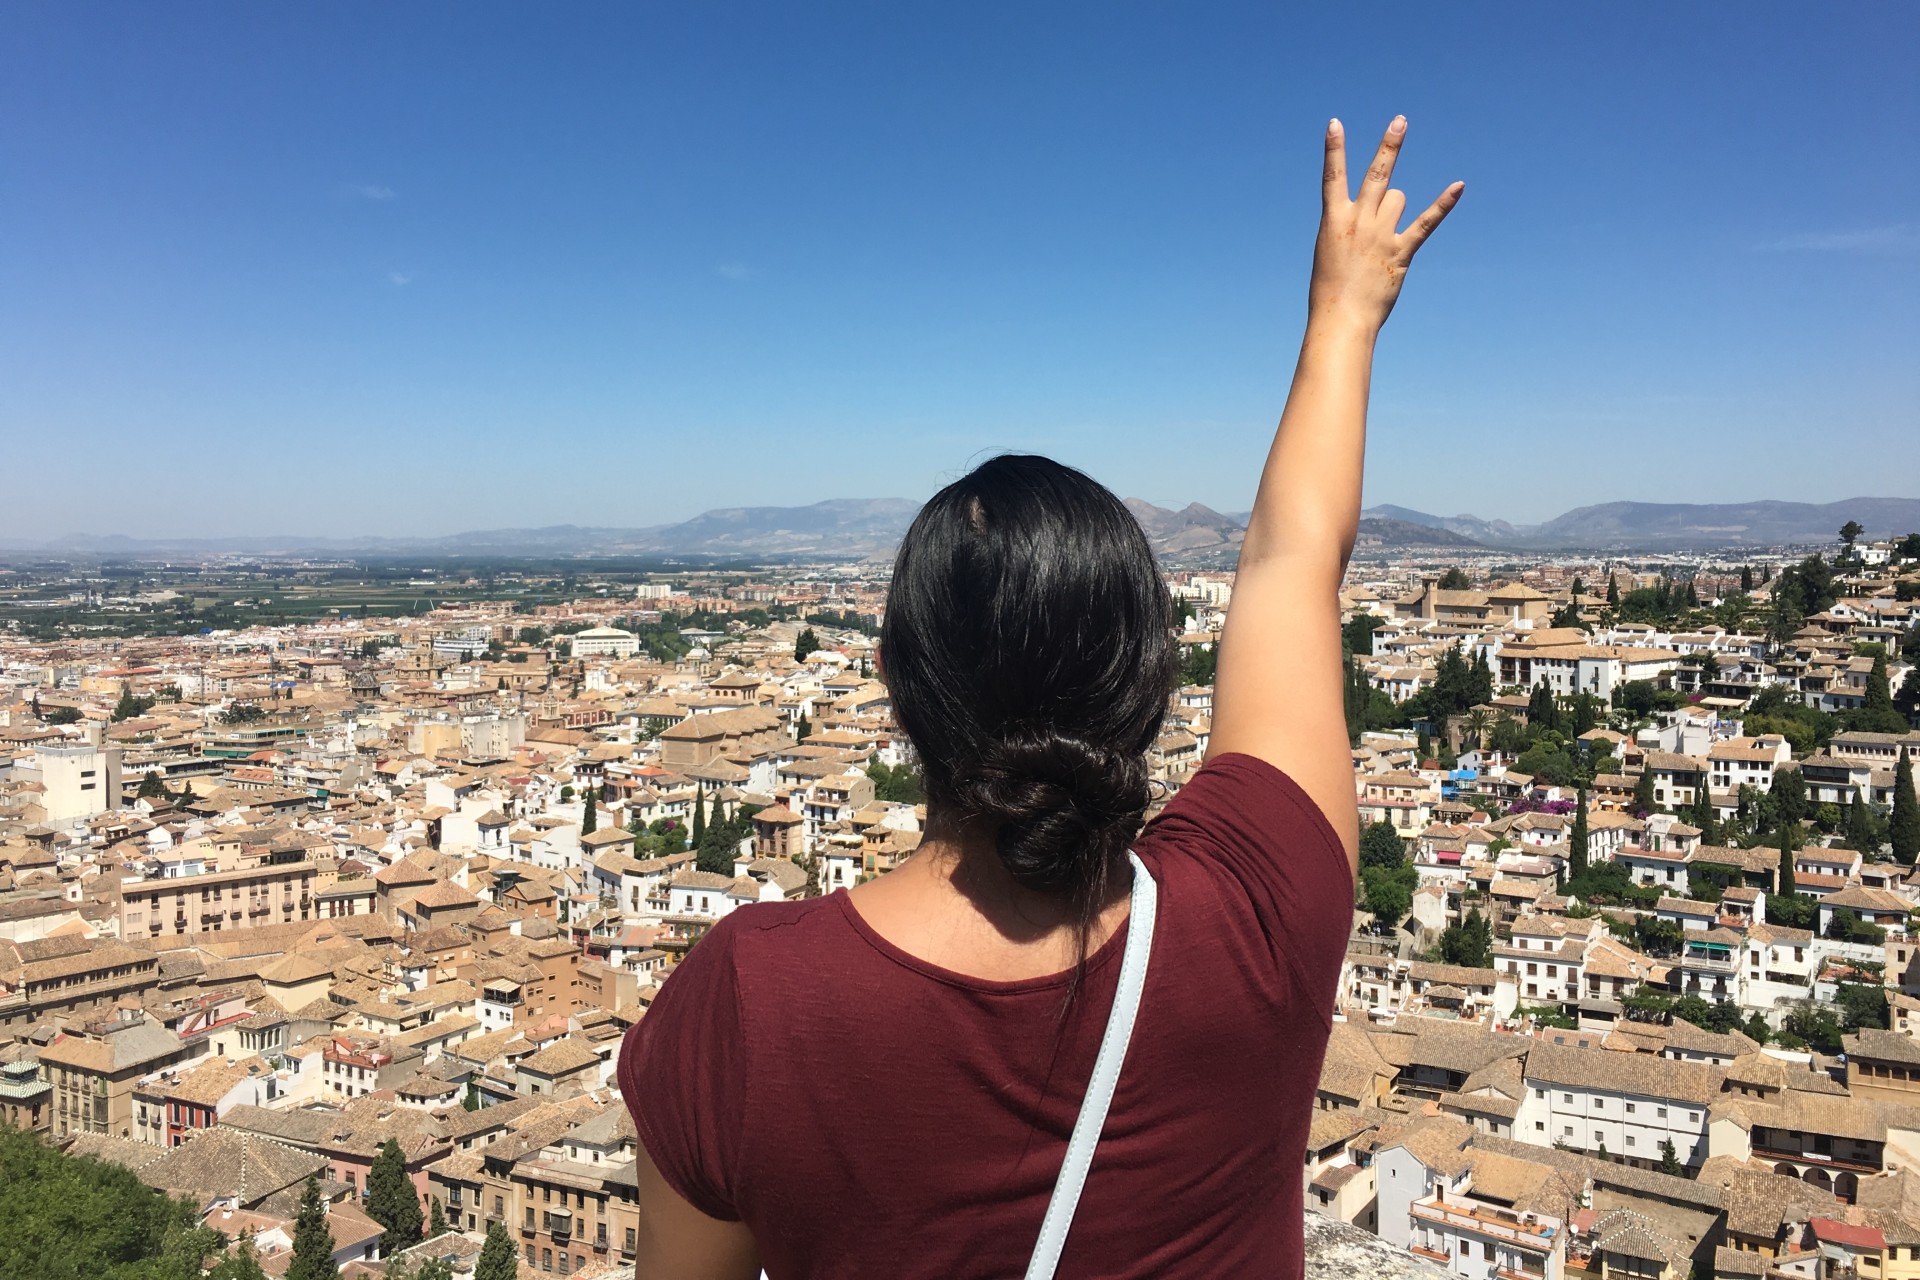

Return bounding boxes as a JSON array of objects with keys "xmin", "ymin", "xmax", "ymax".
[{"xmin": 879, "ymin": 454, "xmax": 1177, "ymax": 936}]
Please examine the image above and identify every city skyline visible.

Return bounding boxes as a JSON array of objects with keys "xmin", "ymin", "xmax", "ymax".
[{"xmin": 3, "ymin": 2, "xmax": 1917, "ymax": 539}]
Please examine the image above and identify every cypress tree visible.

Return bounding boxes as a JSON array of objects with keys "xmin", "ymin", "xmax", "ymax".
[
  {"xmin": 581, "ymin": 789, "xmax": 597, "ymax": 836},
  {"xmin": 1607, "ymin": 574, "xmax": 1620, "ymax": 607},
  {"xmin": 1864, "ymin": 653, "xmax": 1903, "ymax": 731},
  {"xmin": 1527, "ymin": 682, "xmax": 1557, "ymax": 733},
  {"xmin": 691, "ymin": 789, "xmax": 706, "ymax": 845},
  {"xmin": 794, "ymin": 627, "xmax": 820, "ymax": 663},
  {"xmin": 1894, "ymin": 748, "xmax": 1920, "ymax": 866},
  {"xmin": 1741, "ymin": 565, "xmax": 1754, "ymax": 592},
  {"xmin": 286, "ymin": 1175, "xmax": 338, "ymax": 1280},
  {"xmin": 1633, "ymin": 767, "xmax": 1659, "ymax": 817},
  {"xmin": 366, "ymin": 1137, "xmax": 423, "ymax": 1257},
  {"xmin": 474, "ymin": 1222, "xmax": 517, "ymax": 1280},
  {"xmin": 1778, "ymin": 822, "xmax": 1796, "ymax": 896},
  {"xmin": 1846, "ymin": 791, "xmax": 1876, "ymax": 855},
  {"xmin": 428, "ymin": 1197, "xmax": 448, "ymax": 1239},
  {"xmin": 1692, "ymin": 792, "xmax": 1719, "ymax": 846},
  {"xmin": 1570, "ymin": 788, "xmax": 1590, "ymax": 878}
]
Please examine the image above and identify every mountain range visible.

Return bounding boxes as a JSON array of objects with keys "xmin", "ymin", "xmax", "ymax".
[{"xmin": 5, "ymin": 496, "xmax": 1917, "ymax": 561}]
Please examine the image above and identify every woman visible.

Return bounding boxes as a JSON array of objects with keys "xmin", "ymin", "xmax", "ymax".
[{"xmin": 622, "ymin": 117, "xmax": 1461, "ymax": 1277}]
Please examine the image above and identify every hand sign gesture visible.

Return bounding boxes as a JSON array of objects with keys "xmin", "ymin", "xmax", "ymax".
[{"xmin": 1311, "ymin": 116, "xmax": 1463, "ymax": 331}]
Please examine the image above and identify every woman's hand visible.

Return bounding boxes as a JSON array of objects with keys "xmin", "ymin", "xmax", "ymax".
[{"xmin": 1310, "ymin": 116, "xmax": 1462, "ymax": 332}]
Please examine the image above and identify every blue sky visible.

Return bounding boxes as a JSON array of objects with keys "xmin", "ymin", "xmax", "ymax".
[{"xmin": 3, "ymin": 3, "xmax": 1915, "ymax": 539}]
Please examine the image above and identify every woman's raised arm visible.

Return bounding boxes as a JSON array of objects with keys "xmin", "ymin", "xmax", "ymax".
[{"xmin": 1207, "ymin": 117, "xmax": 1462, "ymax": 874}]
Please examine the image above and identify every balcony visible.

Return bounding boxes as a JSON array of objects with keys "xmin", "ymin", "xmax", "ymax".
[
  {"xmin": 1409, "ymin": 1199, "xmax": 1557, "ymax": 1251},
  {"xmin": 543, "ymin": 1213, "xmax": 573, "ymax": 1243}
]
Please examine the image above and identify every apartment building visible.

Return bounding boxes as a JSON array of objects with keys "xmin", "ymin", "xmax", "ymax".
[
  {"xmin": 40, "ymin": 1006, "xmax": 194, "ymax": 1140},
  {"xmin": 118, "ymin": 852, "xmax": 322, "ymax": 939},
  {"xmin": 1516, "ymin": 1041, "xmax": 1716, "ymax": 1170}
]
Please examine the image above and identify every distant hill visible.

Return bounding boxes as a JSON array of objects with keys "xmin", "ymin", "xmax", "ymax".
[
  {"xmin": 9, "ymin": 494, "xmax": 1917, "ymax": 560},
  {"xmin": 1354, "ymin": 518, "xmax": 1483, "ymax": 548},
  {"xmin": 1361, "ymin": 504, "xmax": 1519, "ymax": 546},
  {"xmin": 1123, "ymin": 499, "xmax": 1245, "ymax": 556},
  {"xmin": 1520, "ymin": 498, "xmax": 1920, "ymax": 550}
]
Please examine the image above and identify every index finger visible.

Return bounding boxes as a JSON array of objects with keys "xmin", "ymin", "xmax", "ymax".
[
  {"xmin": 1358, "ymin": 116, "xmax": 1407, "ymax": 209},
  {"xmin": 1322, "ymin": 119, "xmax": 1348, "ymax": 206}
]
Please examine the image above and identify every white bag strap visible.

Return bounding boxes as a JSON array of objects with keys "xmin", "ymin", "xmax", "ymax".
[{"xmin": 1023, "ymin": 851, "xmax": 1158, "ymax": 1280}]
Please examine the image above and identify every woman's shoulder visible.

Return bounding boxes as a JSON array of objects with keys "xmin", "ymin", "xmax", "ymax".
[{"xmin": 688, "ymin": 893, "xmax": 859, "ymax": 976}]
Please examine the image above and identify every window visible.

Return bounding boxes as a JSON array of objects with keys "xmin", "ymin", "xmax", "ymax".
[
  {"xmin": 525, "ymin": 1244, "xmax": 536, "ymax": 1264},
  {"xmin": 1563, "ymin": 1126, "xmax": 1573, "ymax": 1136},
  {"xmin": 1689, "ymin": 1112, "xmax": 1699, "ymax": 1123},
  {"xmin": 1534, "ymin": 1089, "xmax": 1546, "ymax": 1099},
  {"xmin": 1535, "ymin": 1121, "xmax": 1545, "ymax": 1132},
  {"xmin": 1627, "ymin": 1135, "xmax": 1636, "ymax": 1147},
  {"xmin": 1562, "ymin": 1094, "xmax": 1573, "ymax": 1104},
  {"xmin": 1657, "ymin": 1107, "xmax": 1667, "ymax": 1119},
  {"xmin": 542, "ymin": 1249, "xmax": 553, "ymax": 1271},
  {"xmin": 1625, "ymin": 1103, "xmax": 1636, "ymax": 1114},
  {"xmin": 525, "ymin": 1207, "xmax": 535, "ymax": 1228}
]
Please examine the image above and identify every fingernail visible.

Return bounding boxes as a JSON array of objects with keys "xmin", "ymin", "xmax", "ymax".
[
  {"xmin": 1389, "ymin": 116, "xmax": 1407, "ymax": 135},
  {"xmin": 1329, "ymin": 118, "xmax": 1342, "ymax": 135}
]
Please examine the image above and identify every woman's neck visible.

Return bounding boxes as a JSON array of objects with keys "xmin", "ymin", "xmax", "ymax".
[{"xmin": 844, "ymin": 813, "xmax": 1132, "ymax": 982}]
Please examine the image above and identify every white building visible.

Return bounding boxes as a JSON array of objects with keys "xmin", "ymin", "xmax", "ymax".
[
  {"xmin": 22, "ymin": 734, "xmax": 124, "ymax": 826},
  {"xmin": 1516, "ymin": 1040, "xmax": 1715, "ymax": 1169},
  {"xmin": 571, "ymin": 627, "xmax": 640, "ymax": 659}
]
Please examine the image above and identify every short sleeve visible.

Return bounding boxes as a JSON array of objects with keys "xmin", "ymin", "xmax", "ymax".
[
  {"xmin": 618, "ymin": 922, "xmax": 750, "ymax": 1221},
  {"xmin": 1138, "ymin": 752, "xmax": 1354, "ymax": 1016}
]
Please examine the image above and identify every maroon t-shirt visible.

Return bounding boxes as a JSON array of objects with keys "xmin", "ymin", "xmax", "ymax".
[{"xmin": 619, "ymin": 752, "xmax": 1352, "ymax": 1278}]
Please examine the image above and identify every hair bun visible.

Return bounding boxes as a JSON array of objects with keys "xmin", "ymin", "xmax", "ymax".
[{"xmin": 956, "ymin": 726, "xmax": 1150, "ymax": 899}]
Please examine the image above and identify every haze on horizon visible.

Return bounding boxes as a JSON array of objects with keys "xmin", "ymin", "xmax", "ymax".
[{"xmin": 2, "ymin": 3, "xmax": 1915, "ymax": 542}]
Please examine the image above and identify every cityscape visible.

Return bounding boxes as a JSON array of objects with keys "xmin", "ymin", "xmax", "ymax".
[
  {"xmin": 2, "ymin": 510, "xmax": 1919, "ymax": 1279},
  {"xmin": 6, "ymin": 3, "xmax": 1916, "ymax": 1278}
]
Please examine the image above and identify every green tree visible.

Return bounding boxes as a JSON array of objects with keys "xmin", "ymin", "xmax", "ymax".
[
  {"xmin": 366, "ymin": 1138, "xmax": 422, "ymax": 1256},
  {"xmin": 474, "ymin": 1222, "xmax": 518, "ymax": 1280},
  {"xmin": 137, "ymin": 771, "xmax": 171, "ymax": 800},
  {"xmin": 1632, "ymin": 767, "xmax": 1659, "ymax": 817},
  {"xmin": 1778, "ymin": 822, "xmax": 1797, "ymax": 896},
  {"xmin": 462, "ymin": 1080, "xmax": 480, "ymax": 1112},
  {"xmin": 691, "ymin": 789, "xmax": 706, "ymax": 847},
  {"xmin": 1740, "ymin": 565, "xmax": 1754, "ymax": 592},
  {"xmin": 1771, "ymin": 765, "xmax": 1809, "ymax": 830},
  {"xmin": 794, "ymin": 628, "xmax": 820, "ymax": 663},
  {"xmin": 1360, "ymin": 821, "xmax": 1407, "ymax": 870},
  {"xmin": 286, "ymin": 1175, "xmax": 338, "ymax": 1280},
  {"xmin": 1658, "ymin": 1139, "xmax": 1682, "ymax": 1177},
  {"xmin": 1859, "ymin": 653, "xmax": 1909, "ymax": 733},
  {"xmin": 0, "ymin": 1126, "xmax": 208, "ymax": 1280},
  {"xmin": 1360, "ymin": 862, "xmax": 1416, "ymax": 926},
  {"xmin": 1840, "ymin": 519, "xmax": 1865, "ymax": 558},
  {"xmin": 1438, "ymin": 908, "xmax": 1493, "ymax": 968},
  {"xmin": 1846, "ymin": 791, "xmax": 1878, "ymax": 854},
  {"xmin": 111, "ymin": 689, "xmax": 155, "ymax": 721},
  {"xmin": 1569, "ymin": 787, "xmax": 1590, "ymax": 878},
  {"xmin": 1526, "ymin": 681, "xmax": 1559, "ymax": 733},
  {"xmin": 212, "ymin": 1233, "xmax": 271, "ymax": 1280},
  {"xmin": 696, "ymin": 800, "xmax": 734, "ymax": 876},
  {"xmin": 795, "ymin": 712, "xmax": 811, "ymax": 741},
  {"xmin": 581, "ymin": 789, "xmax": 597, "ymax": 836},
  {"xmin": 428, "ymin": 1198, "xmax": 448, "ymax": 1239},
  {"xmin": 1894, "ymin": 749, "xmax": 1920, "ymax": 866},
  {"xmin": 1606, "ymin": 574, "xmax": 1620, "ymax": 607},
  {"xmin": 1438, "ymin": 567, "xmax": 1471, "ymax": 590}
]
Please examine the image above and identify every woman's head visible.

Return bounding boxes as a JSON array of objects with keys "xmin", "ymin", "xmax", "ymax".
[{"xmin": 879, "ymin": 454, "xmax": 1177, "ymax": 919}]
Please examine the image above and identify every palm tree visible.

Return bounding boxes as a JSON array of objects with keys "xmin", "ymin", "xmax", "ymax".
[{"xmin": 1462, "ymin": 708, "xmax": 1490, "ymax": 751}]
